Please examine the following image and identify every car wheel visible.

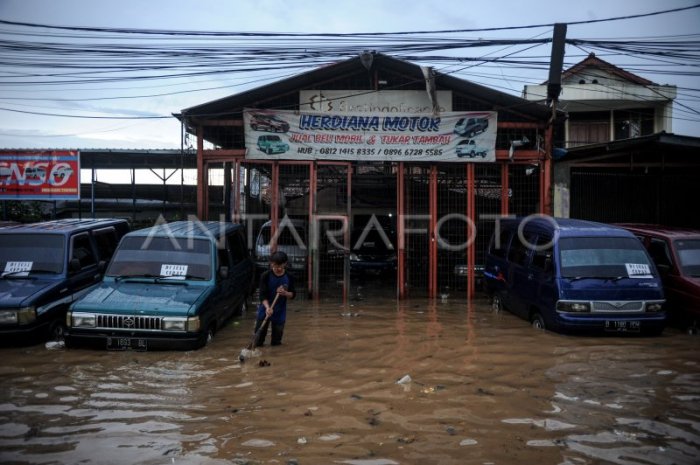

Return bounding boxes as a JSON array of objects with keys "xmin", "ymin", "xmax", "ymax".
[
  {"xmin": 491, "ymin": 294, "xmax": 504, "ymax": 313},
  {"xmin": 266, "ymin": 147, "xmax": 272, "ymax": 155},
  {"xmin": 531, "ymin": 313, "xmax": 546, "ymax": 330},
  {"xmin": 469, "ymin": 130, "xmax": 475, "ymax": 138},
  {"xmin": 199, "ymin": 325, "xmax": 214, "ymax": 348},
  {"xmin": 470, "ymin": 150, "xmax": 476, "ymax": 158},
  {"xmin": 49, "ymin": 319, "xmax": 66, "ymax": 341}
]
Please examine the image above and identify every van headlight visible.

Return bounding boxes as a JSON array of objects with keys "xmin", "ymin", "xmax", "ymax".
[
  {"xmin": 645, "ymin": 302, "xmax": 664, "ymax": 313},
  {"xmin": 556, "ymin": 301, "xmax": 591, "ymax": 313},
  {"xmin": 70, "ymin": 312, "xmax": 96, "ymax": 328},
  {"xmin": 0, "ymin": 310, "xmax": 19, "ymax": 325}
]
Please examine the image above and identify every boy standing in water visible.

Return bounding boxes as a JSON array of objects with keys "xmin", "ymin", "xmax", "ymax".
[{"xmin": 255, "ymin": 251, "xmax": 296, "ymax": 346}]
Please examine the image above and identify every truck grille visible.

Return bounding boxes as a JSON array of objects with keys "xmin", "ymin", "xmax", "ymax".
[
  {"xmin": 592, "ymin": 301, "xmax": 644, "ymax": 312},
  {"xmin": 96, "ymin": 314, "xmax": 162, "ymax": 330}
]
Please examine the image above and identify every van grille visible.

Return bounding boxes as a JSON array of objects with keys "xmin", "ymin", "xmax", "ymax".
[
  {"xmin": 96, "ymin": 314, "xmax": 162, "ymax": 330},
  {"xmin": 592, "ymin": 301, "xmax": 644, "ymax": 312}
]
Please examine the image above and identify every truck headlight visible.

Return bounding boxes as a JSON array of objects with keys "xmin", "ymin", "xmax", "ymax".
[
  {"xmin": 556, "ymin": 301, "xmax": 591, "ymax": 313},
  {"xmin": 17, "ymin": 307, "xmax": 37, "ymax": 324},
  {"xmin": 70, "ymin": 312, "xmax": 96, "ymax": 328},
  {"xmin": 0, "ymin": 310, "xmax": 19, "ymax": 325},
  {"xmin": 162, "ymin": 317, "xmax": 187, "ymax": 331}
]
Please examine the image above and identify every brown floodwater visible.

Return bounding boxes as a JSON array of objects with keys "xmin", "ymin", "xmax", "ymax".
[{"xmin": 1, "ymin": 295, "xmax": 699, "ymax": 465}]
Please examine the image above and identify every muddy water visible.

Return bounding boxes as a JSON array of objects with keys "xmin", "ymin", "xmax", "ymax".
[{"xmin": 1, "ymin": 297, "xmax": 699, "ymax": 465}]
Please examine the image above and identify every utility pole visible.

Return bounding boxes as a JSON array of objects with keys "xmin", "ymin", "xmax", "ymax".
[{"xmin": 547, "ymin": 23, "xmax": 567, "ymax": 123}]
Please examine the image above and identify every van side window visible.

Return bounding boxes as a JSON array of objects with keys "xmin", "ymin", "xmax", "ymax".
[
  {"xmin": 508, "ymin": 234, "xmax": 532, "ymax": 267},
  {"xmin": 93, "ymin": 227, "xmax": 118, "ymax": 261},
  {"xmin": 490, "ymin": 230, "xmax": 512, "ymax": 258},
  {"xmin": 531, "ymin": 235, "xmax": 553, "ymax": 273},
  {"xmin": 71, "ymin": 233, "xmax": 97, "ymax": 269}
]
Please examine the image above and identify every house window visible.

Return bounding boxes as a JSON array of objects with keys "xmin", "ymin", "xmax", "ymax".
[
  {"xmin": 568, "ymin": 111, "xmax": 610, "ymax": 147},
  {"xmin": 614, "ymin": 109, "xmax": 654, "ymax": 140}
]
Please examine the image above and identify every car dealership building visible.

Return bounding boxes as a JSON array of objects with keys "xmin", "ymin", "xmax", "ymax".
[{"xmin": 176, "ymin": 52, "xmax": 559, "ymax": 301}]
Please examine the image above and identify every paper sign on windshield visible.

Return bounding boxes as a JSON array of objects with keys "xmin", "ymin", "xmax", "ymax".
[
  {"xmin": 2, "ymin": 261, "xmax": 33, "ymax": 277},
  {"xmin": 160, "ymin": 264, "xmax": 188, "ymax": 279},
  {"xmin": 625, "ymin": 263, "xmax": 652, "ymax": 279}
]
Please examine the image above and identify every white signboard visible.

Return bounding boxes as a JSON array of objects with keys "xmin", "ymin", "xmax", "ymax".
[
  {"xmin": 625, "ymin": 263, "xmax": 653, "ymax": 279},
  {"xmin": 299, "ymin": 90, "xmax": 453, "ymax": 114},
  {"xmin": 160, "ymin": 264, "xmax": 188, "ymax": 279},
  {"xmin": 244, "ymin": 109, "xmax": 497, "ymax": 162},
  {"xmin": 2, "ymin": 261, "xmax": 32, "ymax": 277}
]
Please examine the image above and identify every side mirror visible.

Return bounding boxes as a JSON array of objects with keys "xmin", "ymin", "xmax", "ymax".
[
  {"xmin": 219, "ymin": 266, "xmax": 229, "ymax": 279},
  {"xmin": 69, "ymin": 258, "xmax": 82, "ymax": 273},
  {"xmin": 98, "ymin": 260, "xmax": 107, "ymax": 272}
]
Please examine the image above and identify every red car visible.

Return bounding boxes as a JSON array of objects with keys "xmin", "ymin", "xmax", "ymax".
[{"xmin": 617, "ymin": 224, "xmax": 700, "ymax": 332}]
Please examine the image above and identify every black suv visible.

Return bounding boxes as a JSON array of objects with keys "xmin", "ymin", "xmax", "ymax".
[
  {"xmin": 249, "ymin": 113, "xmax": 290, "ymax": 133},
  {"xmin": 0, "ymin": 218, "xmax": 129, "ymax": 344}
]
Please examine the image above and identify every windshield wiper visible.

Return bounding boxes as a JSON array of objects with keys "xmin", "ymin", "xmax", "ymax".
[
  {"xmin": 565, "ymin": 276, "xmax": 626, "ymax": 282},
  {"xmin": 1, "ymin": 269, "xmax": 58, "ymax": 279},
  {"xmin": 1, "ymin": 270, "xmax": 34, "ymax": 279},
  {"xmin": 114, "ymin": 273, "xmax": 160, "ymax": 282}
]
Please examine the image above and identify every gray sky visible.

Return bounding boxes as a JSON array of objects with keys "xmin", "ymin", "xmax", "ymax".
[{"xmin": 0, "ymin": 0, "xmax": 698, "ymax": 150}]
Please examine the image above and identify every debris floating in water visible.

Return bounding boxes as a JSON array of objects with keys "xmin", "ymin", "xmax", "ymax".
[{"xmin": 396, "ymin": 374, "xmax": 412, "ymax": 384}]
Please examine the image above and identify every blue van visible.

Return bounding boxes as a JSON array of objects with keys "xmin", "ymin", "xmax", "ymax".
[
  {"xmin": 65, "ymin": 220, "xmax": 254, "ymax": 350},
  {"xmin": 483, "ymin": 217, "xmax": 666, "ymax": 335},
  {"xmin": 0, "ymin": 218, "xmax": 130, "ymax": 344}
]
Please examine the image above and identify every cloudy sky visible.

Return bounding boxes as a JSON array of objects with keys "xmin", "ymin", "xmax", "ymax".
[{"xmin": 0, "ymin": 0, "xmax": 698, "ymax": 150}]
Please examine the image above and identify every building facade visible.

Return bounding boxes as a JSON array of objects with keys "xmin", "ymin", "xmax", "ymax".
[{"xmin": 177, "ymin": 52, "xmax": 558, "ymax": 301}]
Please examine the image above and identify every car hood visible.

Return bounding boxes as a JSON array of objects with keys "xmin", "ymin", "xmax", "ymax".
[
  {"xmin": 559, "ymin": 278, "xmax": 664, "ymax": 300},
  {"xmin": 71, "ymin": 281, "xmax": 209, "ymax": 316},
  {"xmin": 0, "ymin": 278, "xmax": 59, "ymax": 308}
]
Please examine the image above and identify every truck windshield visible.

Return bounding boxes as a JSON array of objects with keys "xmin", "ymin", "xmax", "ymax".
[
  {"xmin": 559, "ymin": 237, "xmax": 653, "ymax": 279},
  {"xmin": 106, "ymin": 236, "xmax": 212, "ymax": 280},
  {"xmin": 0, "ymin": 234, "xmax": 64, "ymax": 275},
  {"xmin": 675, "ymin": 239, "xmax": 700, "ymax": 277}
]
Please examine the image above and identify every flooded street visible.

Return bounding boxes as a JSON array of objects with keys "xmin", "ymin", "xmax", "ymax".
[{"xmin": 1, "ymin": 296, "xmax": 699, "ymax": 465}]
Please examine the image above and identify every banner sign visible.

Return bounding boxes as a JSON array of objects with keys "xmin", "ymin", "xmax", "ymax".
[
  {"xmin": 244, "ymin": 109, "xmax": 497, "ymax": 162},
  {"xmin": 0, "ymin": 150, "xmax": 81, "ymax": 200}
]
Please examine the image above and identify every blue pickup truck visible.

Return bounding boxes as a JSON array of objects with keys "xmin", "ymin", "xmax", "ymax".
[{"xmin": 65, "ymin": 220, "xmax": 254, "ymax": 351}]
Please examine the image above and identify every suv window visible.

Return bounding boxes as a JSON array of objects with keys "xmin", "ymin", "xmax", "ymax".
[
  {"xmin": 648, "ymin": 238, "xmax": 672, "ymax": 268},
  {"xmin": 71, "ymin": 233, "xmax": 97, "ymax": 269},
  {"xmin": 93, "ymin": 227, "xmax": 119, "ymax": 261},
  {"xmin": 0, "ymin": 234, "xmax": 64, "ymax": 275},
  {"xmin": 230, "ymin": 232, "xmax": 247, "ymax": 264}
]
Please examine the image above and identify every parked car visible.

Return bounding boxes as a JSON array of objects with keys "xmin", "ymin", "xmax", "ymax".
[
  {"xmin": 617, "ymin": 223, "xmax": 700, "ymax": 331},
  {"xmin": 455, "ymin": 138, "xmax": 488, "ymax": 158},
  {"xmin": 483, "ymin": 217, "xmax": 666, "ymax": 335},
  {"xmin": 254, "ymin": 219, "xmax": 307, "ymax": 278},
  {"xmin": 64, "ymin": 220, "xmax": 254, "ymax": 351},
  {"xmin": 257, "ymin": 135, "xmax": 290, "ymax": 155},
  {"xmin": 453, "ymin": 117, "xmax": 489, "ymax": 137},
  {"xmin": 349, "ymin": 215, "xmax": 397, "ymax": 276},
  {"xmin": 0, "ymin": 218, "xmax": 130, "ymax": 344},
  {"xmin": 250, "ymin": 112, "xmax": 290, "ymax": 133}
]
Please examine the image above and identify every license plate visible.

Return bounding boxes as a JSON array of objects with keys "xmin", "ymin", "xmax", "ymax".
[
  {"xmin": 106, "ymin": 337, "xmax": 148, "ymax": 351},
  {"xmin": 604, "ymin": 320, "xmax": 641, "ymax": 333}
]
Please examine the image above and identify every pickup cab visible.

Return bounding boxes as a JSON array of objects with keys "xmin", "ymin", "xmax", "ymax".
[
  {"xmin": 65, "ymin": 220, "xmax": 254, "ymax": 351},
  {"xmin": 0, "ymin": 218, "xmax": 129, "ymax": 344}
]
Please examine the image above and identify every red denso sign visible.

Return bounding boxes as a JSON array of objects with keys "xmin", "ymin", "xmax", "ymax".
[{"xmin": 0, "ymin": 150, "xmax": 80, "ymax": 200}]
